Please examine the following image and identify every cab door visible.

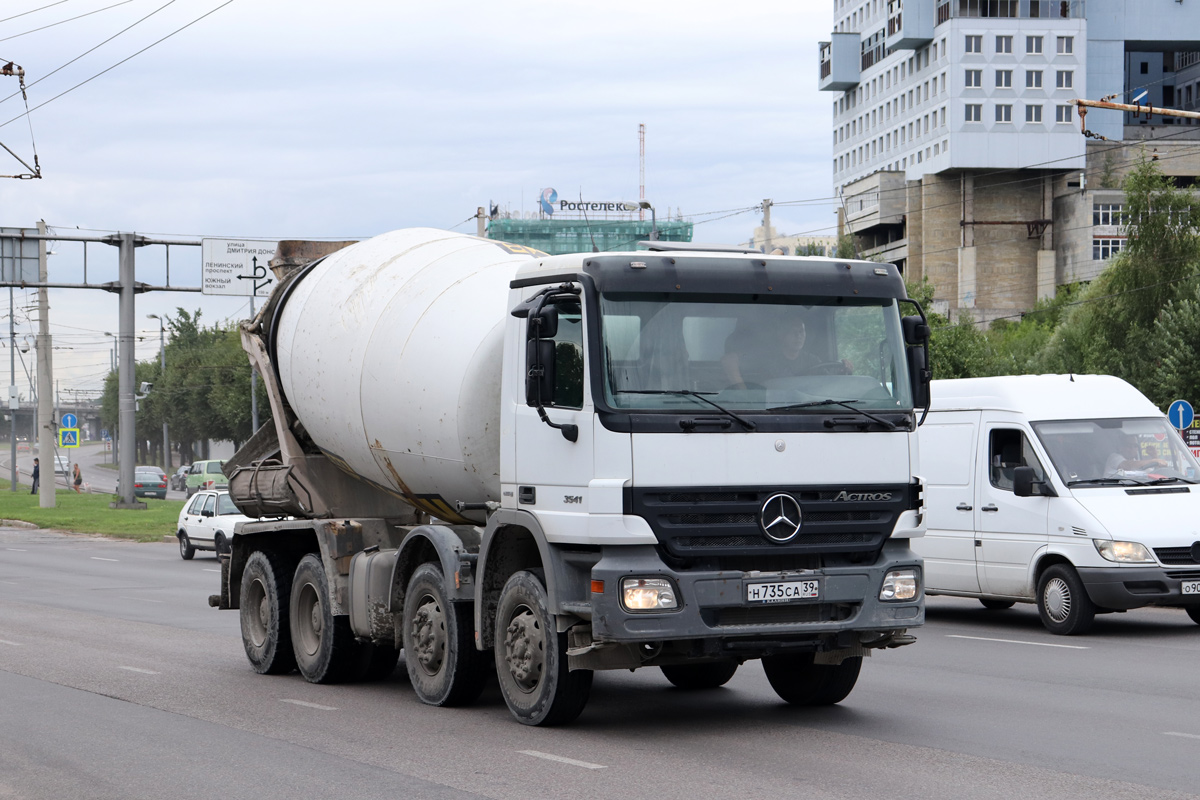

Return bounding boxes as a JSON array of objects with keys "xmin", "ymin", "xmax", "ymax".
[
  {"xmin": 512, "ymin": 290, "xmax": 595, "ymax": 537},
  {"xmin": 975, "ymin": 423, "xmax": 1050, "ymax": 597}
]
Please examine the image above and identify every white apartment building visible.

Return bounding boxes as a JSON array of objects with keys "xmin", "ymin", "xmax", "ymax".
[{"xmin": 819, "ymin": 0, "xmax": 1200, "ymax": 322}]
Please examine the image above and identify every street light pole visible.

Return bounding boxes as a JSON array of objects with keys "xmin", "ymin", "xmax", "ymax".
[{"xmin": 147, "ymin": 314, "xmax": 168, "ymax": 470}]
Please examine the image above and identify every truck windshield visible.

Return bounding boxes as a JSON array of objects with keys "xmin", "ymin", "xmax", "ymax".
[
  {"xmin": 1032, "ymin": 417, "xmax": 1200, "ymax": 486},
  {"xmin": 599, "ymin": 293, "xmax": 913, "ymax": 412}
]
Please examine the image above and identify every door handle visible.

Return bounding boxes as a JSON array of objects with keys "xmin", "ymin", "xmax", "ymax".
[
  {"xmin": 956, "ymin": 502, "xmax": 973, "ymax": 511},
  {"xmin": 981, "ymin": 504, "xmax": 999, "ymax": 512}
]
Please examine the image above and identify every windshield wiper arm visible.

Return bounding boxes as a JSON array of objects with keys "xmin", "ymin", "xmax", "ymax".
[
  {"xmin": 767, "ymin": 398, "xmax": 898, "ymax": 431},
  {"xmin": 616, "ymin": 389, "xmax": 757, "ymax": 431},
  {"xmin": 1066, "ymin": 477, "xmax": 1143, "ymax": 486},
  {"xmin": 1144, "ymin": 476, "xmax": 1197, "ymax": 485}
]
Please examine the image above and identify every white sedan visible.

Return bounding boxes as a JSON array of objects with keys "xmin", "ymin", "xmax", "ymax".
[{"xmin": 176, "ymin": 490, "xmax": 253, "ymax": 560}]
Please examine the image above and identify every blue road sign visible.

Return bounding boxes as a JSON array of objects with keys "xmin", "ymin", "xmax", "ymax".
[
  {"xmin": 1169, "ymin": 399, "xmax": 1194, "ymax": 430},
  {"xmin": 61, "ymin": 413, "xmax": 77, "ymax": 429},
  {"xmin": 59, "ymin": 428, "xmax": 79, "ymax": 448},
  {"xmin": 100, "ymin": 428, "xmax": 108, "ymax": 439}
]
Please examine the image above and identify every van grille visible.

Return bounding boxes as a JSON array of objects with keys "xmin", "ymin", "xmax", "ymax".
[{"xmin": 1154, "ymin": 547, "xmax": 1199, "ymax": 566}]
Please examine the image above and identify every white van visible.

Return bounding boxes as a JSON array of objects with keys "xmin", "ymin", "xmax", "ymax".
[{"xmin": 915, "ymin": 374, "xmax": 1200, "ymax": 634}]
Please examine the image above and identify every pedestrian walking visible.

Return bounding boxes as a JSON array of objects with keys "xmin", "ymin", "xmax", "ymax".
[
  {"xmin": 30, "ymin": 458, "xmax": 38, "ymax": 494},
  {"xmin": 72, "ymin": 463, "xmax": 82, "ymax": 493}
]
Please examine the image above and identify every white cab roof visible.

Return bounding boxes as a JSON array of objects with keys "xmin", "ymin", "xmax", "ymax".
[{"xmin": 930, "ymin": 375, "xmax": 1162, "ymax": 420}]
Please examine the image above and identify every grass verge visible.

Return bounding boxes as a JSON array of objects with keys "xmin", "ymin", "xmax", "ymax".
[{"xmin": 0, "ymin": 479, "xmax": 182, "ymax": 542}]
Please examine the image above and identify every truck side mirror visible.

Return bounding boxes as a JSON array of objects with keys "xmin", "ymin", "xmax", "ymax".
[
  {"xmin": 527, "ymin": 306, "xmax": 558, "ymax": 339},
  {"xmin": 907, "ymin": 343, "xmax": 930, "ymax": 409},
  {"xmin": 525, "ymin": 339, "xmax": 556, "ymax": 407},
  {"xmin": 1013, "ymin": 466, "xmax": 1057, "ymax": 498},
  {"xmin": 902, "ymin": 315, "xmax": 931, "ymax": 346}
]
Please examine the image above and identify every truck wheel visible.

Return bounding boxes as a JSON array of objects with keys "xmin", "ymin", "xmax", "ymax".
[
  {"xmin": 980, "ymin": 598, "xmax": 1015, "ymax": 610},
  {"xmin": 290, "ymin": 554, "xmax": 356, "ymax": 683},
  {"xmin": 1187, "ymin": 607, "xmax": 1200, "ymax": 625},
  {"xmin": 353, "ymin": 642, "xmax": 401, "ymax": 682},
  {"xmin": 178, "ymin": 532, "xmax": 195, "ymax": 560},
  {"xmin": 761, "ymin": 652, "xmax": 862, "ymax": 706},
  {"xmin": 402, "ymin": 563, "xmax": 487, "ymax": 705},
  {"xmin": 240, "ymin": 550, "xmax": 296, "ymax": 675},
  {"xmin": 660, "ymin": 660, "xmax": 739, "ymax": 690},
  {"xmin": 1037, "ymin": 564, "xmax": 1095, "ymax": 635},
  {"xmin": 495, "ymin": 570, "xmax": 592, "ymax": 726}
]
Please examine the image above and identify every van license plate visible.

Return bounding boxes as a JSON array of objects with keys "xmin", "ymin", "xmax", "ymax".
[
  {"xmin": 1183, "ymin": 581, "xmax": 1200, "ymax": 595},
  {"xmin": 746, "ymin": 580, "xmax": 819, "ymax": 604}
]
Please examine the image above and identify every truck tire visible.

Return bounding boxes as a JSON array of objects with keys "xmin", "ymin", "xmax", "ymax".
[
  {"xmin": 761, "ymin": 653, "xmax": 862, "ymax": 706},
  {"xmin": 353, "ymin": 641, "xmax": 401, "ymax": 682},
  {"xmin": 1037, "ymin": 564, "xmax": 1095, "ymax": 635},
  {"xmin": 1187, "ymin": 607, "xmax": 1200, "ymax": 625},
  {"xmin": 240, "ymin": 550, "xmax": 296, "ymax": 675},
  {"xmin": 402, "ymin": 563, "xmax": 487, "ymax": 706},
  {"xmin": 660, "ymin": 660, "xmax": 739, "ymax": 690},
  {"xmin": 290, "ymin": 554, "xmax": 357, "ymax": 683},
  {"xmin": 495, "ymin": 570, "xmax": 592, "ymax": 726},
  {"xmin": 178, "ymin": 532, "xmax": 195, "ymax": 560},
  {"xmin": 980, "ymin": 598, "xmax": 1015, "ymax": 610}
]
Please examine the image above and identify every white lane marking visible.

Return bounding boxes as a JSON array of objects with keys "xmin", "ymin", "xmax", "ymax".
[
  {"xmin": 6, "ymin": 548, "xmax": 26, "ymax": 551},
  {"xmin": 946, "ymin": 634, "xmax": 1088, "ymax": 650},
  {"xmin": 91, "ymin": 557, "xmax": 119, "ymax": 562},
  {"xmin": 280, "ymin": 699, "xmax": 337, "ymax": 711},
  {"xmin": 118, "ymin": 666, "xmax": 160, "ymax": 675},
  {"xmin": 0, "ymin": 580, "xmax": 18, "ymax": 584},
  {"xmin": 119, "ymin": 596, "xmax": 164, "ymax": 604},
  {"xmin": 1165, "ymin": 731, "xmax": 1200, "ymax": 740},
  {"xmin": 518, "ymin": 750, "xmax": 607, "ymax": 770},
  {"xmin": 0, "ymin": 638, "xmax": 22, "ymax": 646},
  {"xmin": 202, "ymin": 568, "xmax": 221, "ymax": 573}
]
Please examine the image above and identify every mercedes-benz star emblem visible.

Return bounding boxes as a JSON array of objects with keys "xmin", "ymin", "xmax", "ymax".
[{"xmin": 760, "ymin": 493, "xmax": 802, "ymax": 543}]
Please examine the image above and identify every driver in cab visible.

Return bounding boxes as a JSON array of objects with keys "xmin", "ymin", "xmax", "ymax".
[{"xmin": 722, "ymin": 314, "xmax": 850, "ymax": 389}]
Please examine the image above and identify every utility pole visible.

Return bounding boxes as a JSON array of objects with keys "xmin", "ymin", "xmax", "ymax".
[
  {"xmin": 36, "ymin": 220, "xmax": 52, "ymax": 507},
  {"xmin": 147, "ymin": 313, "xmax": 168, "ymax": 470},
  {"xmin": 476, "ymin": 206, "xmax": 486, "ymax": 238},
  {"xmin": 249, "ymin": 295, "xmax": 259, "ymax": 433},
  {"xmin": 762, "ymin": 199, "xmax": 773, "ymax": 253},
  {"xmin": 110, "ymin": 232, "xmax": 145, "ymax": 508}
]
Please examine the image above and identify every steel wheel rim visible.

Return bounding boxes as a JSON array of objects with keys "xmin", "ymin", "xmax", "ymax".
[
  {"xmin": 179, "ymin": 536, "xmax": 188, "ymax": 556},
  {"xmin": 1044, "ymin": 577, "xmax": 1071, "ymax": 623},
  {"xmin": 503, "ymin": 605, "xmax": 545, "ymax": 694},
  {"xmin": 295, "ymin": 581, "xmax": 322, "ymax": 656},
  {"xmin": 245, "ymin": 577, "xmax": 268, "ymax": 647},
  {"xmin": 410, "ymin": 594, "xmax": 447, "ymax": 676}
]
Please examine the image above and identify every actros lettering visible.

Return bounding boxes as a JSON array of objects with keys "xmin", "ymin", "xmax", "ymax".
[{"xmin": 832, "ymin": 490, "xmax": 893, "ymax": 502}]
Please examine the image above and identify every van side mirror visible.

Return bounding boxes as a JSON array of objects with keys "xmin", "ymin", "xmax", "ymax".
[
  {"xmin": 1013, "ymin": 466, "xmax": 1057, "ymax": 498},
  {"xmin": 525, "ymin": 339, "xmax": 556, "ymax": 407}
]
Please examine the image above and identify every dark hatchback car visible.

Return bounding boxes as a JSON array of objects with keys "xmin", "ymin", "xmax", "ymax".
[{"xmin": 117, "ymin": 469, "xmax": 168, "ymax": 500}]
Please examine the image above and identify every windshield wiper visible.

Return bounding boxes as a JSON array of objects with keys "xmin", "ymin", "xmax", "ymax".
[
  {"xmin": 1144, "ymin": 476, "xmax": 1197, "ymax": 485},
  {"xmin": 616, "ymin": 389, "xmax": 757, "ymax": 431},
  {"xmin": 767, "ymin": 398, "xmax": 898, "ymax": 431},
  {"xmin": 1066, "ymin": 477, "xmax": 1145, "ymax": 487}
]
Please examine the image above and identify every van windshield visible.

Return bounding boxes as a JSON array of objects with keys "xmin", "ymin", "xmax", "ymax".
[
  {"xmin": 1031, "ymin": 418, "xmax": 1200, "ymax": 486},
  {"xmin": 599, "ymin": 293, "xmax": 913, "ymax": 413}
]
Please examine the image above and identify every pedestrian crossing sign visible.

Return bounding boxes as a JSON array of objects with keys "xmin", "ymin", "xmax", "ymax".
[{"xmin": 59, "ymin": 428, "xmax": 79, "ymax": 448}]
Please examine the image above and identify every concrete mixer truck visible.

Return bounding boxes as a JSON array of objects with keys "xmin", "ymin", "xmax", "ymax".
[{"xmin": 214, "ymin": 228, "xmax": 930, "ymax": 726}]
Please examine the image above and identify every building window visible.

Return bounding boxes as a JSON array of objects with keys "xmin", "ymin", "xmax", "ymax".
[
  {"xmin": 965, "ymin": 69, "xmax": 982, "ymax": 87},
  {"xmin": 1057, "ymin": 36, "xmax": 1074, "ymax": 54},
  {"xmin": 1026, "ymin": 36, "xmax": 1043, "ymax": 54},
  {"xmin": 996, "ymin": 104, "xmax": 1012, "ymax": 122},
  {"xmin": 996, "ymin": 69, "xmax": 1012, "ymax": 88},
  {"xmin": 996, "ymin": 35, "xmax": 1012, "ymax": 54},
  {"xmin": 965, "ymin": 103, "xmax": 982, "ymax": 122},
  {"xmin": 1093, "ymin": 238, "xmax": 1126, "ymax": 260},
  {"xmin": 1027, "ymin": 70, "xmax": 1043, "ymax": 88},
  {"xmin": 1093, "ymin": 203, "xmax": 1125, "ymax": 226},
  {"xmin": 965, "ymin": 35, "xmax": 982, "ymax": 53},
  {"xmin": 1141, "ymin": 61, "xmax": 1149, "ymax": 75},
  {"xmin": 1056, "ymin": 70, "xmax": 1073, "ymax": 89},
  {"xmin": 1056, "ymin": 104, "xmax": 1073, "ymax": 122},
  {"xmin": 1026, "ymin": 104, "xmax": 1042, "ymax": 122}
]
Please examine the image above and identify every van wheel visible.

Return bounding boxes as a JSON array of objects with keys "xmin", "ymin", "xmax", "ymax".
[
  {"xmin": 761, "ymin": 652, "xmax": 862, "ymax": 706},
  {"xmin": 402, "ymin": 563, "xmax": 487, "ymax": 706},
  {"xmin": 980, "ymin": 598, "xmax": 1015, "ymax": 610},
  {"xmin": 661, "ymin": 660, "xmax": 739, "ymax": 690},
  {"xmin": 1186, "ymin": 607, "xmax": 1200, "ymax": 625},
  {"xmin": 1037, "ymin": 564, "xmax": 1095, "ymax": 635},
  {"xmin": 290, "ymin": 554, "xmax": 356, "ymax": 683},
  {"xmin": 495, "ymin": 570, "xmax": 592, "ymax": 726}
]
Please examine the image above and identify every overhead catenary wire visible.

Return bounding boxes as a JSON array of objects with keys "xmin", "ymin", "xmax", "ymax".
[
  {"xmin": 0, "ymin": 0, "xmax": 73, "ymax": 26},
  {"xmin": 0, "ymin": 1, "xmax": 135, "ymax": 45}
]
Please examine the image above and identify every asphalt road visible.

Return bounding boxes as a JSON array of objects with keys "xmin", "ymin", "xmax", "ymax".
[{"xmin": 2, "ymin": 529, "xmax": 1199, "ymax": 800}]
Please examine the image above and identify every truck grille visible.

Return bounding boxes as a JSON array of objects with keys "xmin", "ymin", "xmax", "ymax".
[
  {"xmin": 1155, "ymin": 547, "xmax": 1199, "ymax": 566},
  {"xmin": 627, "ymin": 483, "xmax": 915, "ymax": 563}
]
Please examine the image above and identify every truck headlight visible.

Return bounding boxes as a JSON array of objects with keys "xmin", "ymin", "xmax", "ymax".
[
  {"xmin": 621, "ymin": 577, "xmax": 679, "ymax": 611},
  {"xmin": 1093, "ymin": 539, "xmax": 1155, "ymax": 563},
  {"xmin": 880, "ymin": 568, "xmax": 920, "ymax": 602}
]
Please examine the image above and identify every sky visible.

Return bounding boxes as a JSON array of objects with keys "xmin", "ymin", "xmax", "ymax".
[{"xmin": 0, "ymin": 0, "xmax": 838, "ymax": 396}]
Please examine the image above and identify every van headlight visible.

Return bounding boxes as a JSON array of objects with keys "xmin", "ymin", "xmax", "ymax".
[
  {"xmin": 621, "ymin": 577, "xmax": 679, "ymax": 611},
  {"xmin": 880, "ymin": 568, "xmax": 920, "ymax": 601},
  {"xmin": 1093, "ymin": 539, "xmax": 1155, "ymax": 563}
]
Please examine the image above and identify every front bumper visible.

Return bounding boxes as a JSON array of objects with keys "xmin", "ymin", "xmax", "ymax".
[
  {"xmin": 1078, "ymin": 565, "xmax": 1200, "ymax": 610},
  {"xmin": 588, "ymin": 538, "xmax": 923, "ymax": 646}
]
